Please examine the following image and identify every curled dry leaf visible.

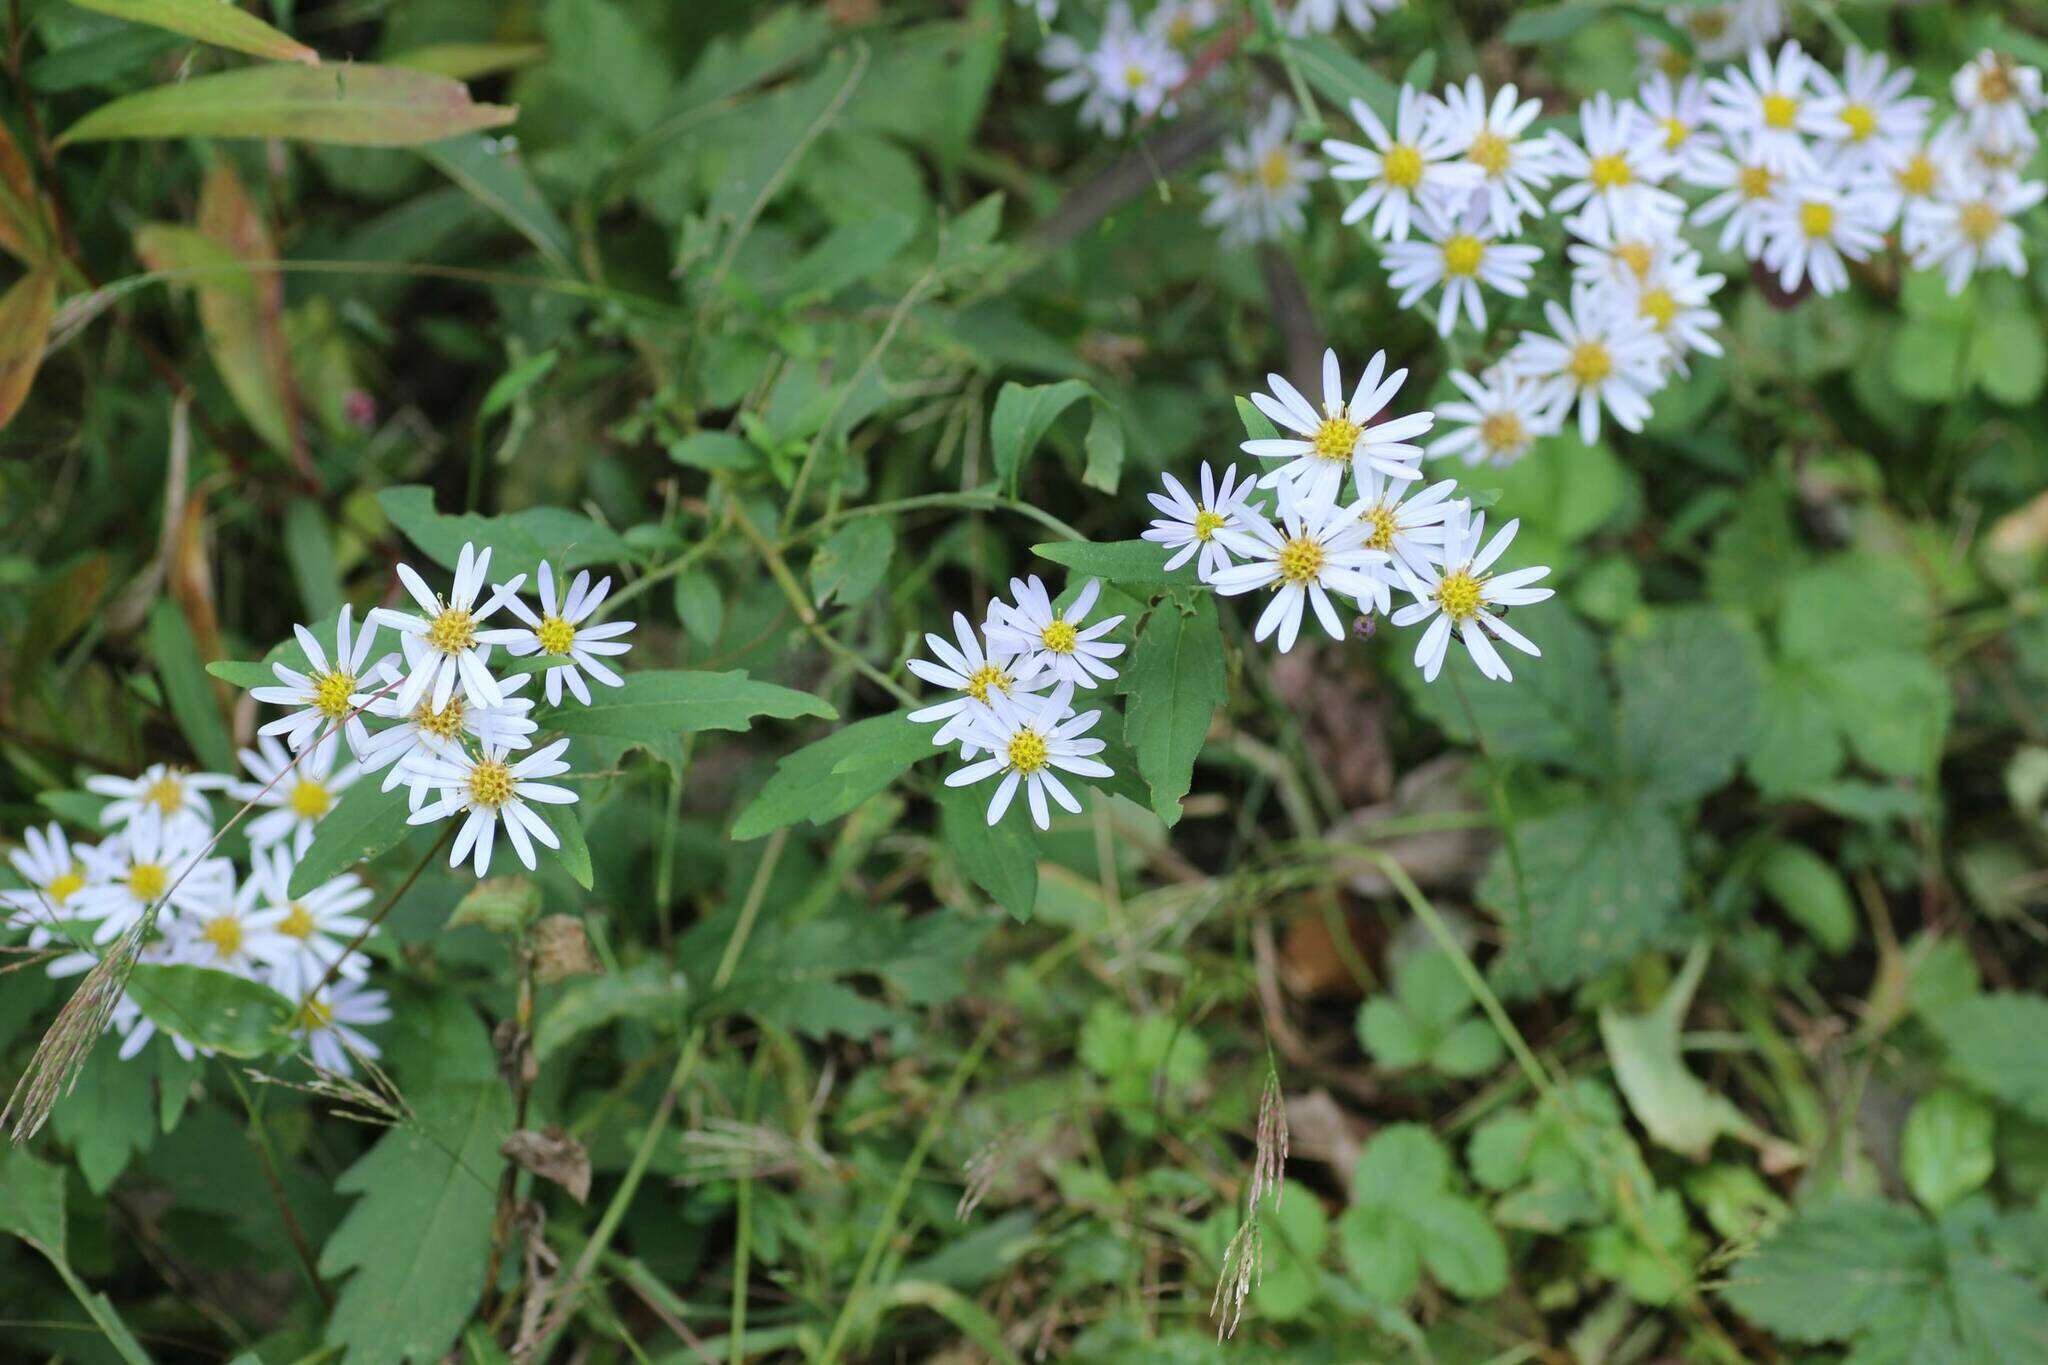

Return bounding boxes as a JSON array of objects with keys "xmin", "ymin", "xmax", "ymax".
[
  {"xmin": 501, "ymin": 1127, "xmax": 592, "ymax": 1204},
  {"xmin": 531, "ymin": 916, "xmax": 601, "ymax": 985}
]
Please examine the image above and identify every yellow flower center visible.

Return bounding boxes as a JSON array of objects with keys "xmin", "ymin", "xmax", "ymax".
[
  {"xmin": 1193, "ymin": 508, "xmax": 1227, "ymax": 542},
  {"xmin": 1640, "ymin": 288, "xmax": 1678, "ymax": 330},
  {"xmin": 201, "ymin": 915, "xmax": 244, "ymax": 961},
  {"xmin": 1661, "ymin": 117, "xmax": 1689, "ymax": 150},
  {"xmin": 1841, "ymin": 103, "xmax": 1877, "ymax": 141},
  {"xmin": 1798, "ymin": 200, "xmax": 1835, "ymax": 239},
  {"xmin": 1589, "ymin": 154, "xmax": 1633, "ymax": 190},
  {"xmin": 1480, "ymin": 411, "xmax": 1526, "ymax": 454},
  {"xmin": 127, "ymin": 862, "xmax": 168, "ymax": 903},
  {"xmin": 1382, "ymin": 144, "xmax": 1424, "ymax": 190},
  {"xmin": 1762, "ymin": 93, "xmax": 1799, "ymax": 129},
  {"xmin": 1006, "ymin": 729, "xmax": 1049, "ymax": 775},
  {"xmin": 1277, "ymin": 536, "xmax": 1325, "ymax": 586},
  {"xmin": 279, "ymin": 903, "xmax": 316, "ymax": 939},
  {"xmin": 293, "ymin": 996, "xmax": 334, "ymax": 1032},
  {"xmin": 1897, "ymin": 155, "xmax": 1936, "ymax": 196},
  {"xmin": 1568, "ymin": 341, "xmax": 1612, "ymax": 387},
  {"xmin": 1441, "ymin": 234, "xmax": 1485, "ymax": 276},
  {"xmin": 1687, "ymin": 10, "xmax": 1727, "ymax": 39},
  {"xmin": 289, "ymin": 780, "xmax": 332, "ymax": 820},
  {"xmin": 964, "ymin": 663, "xmax": 1009, "ymax": 703},
  {"xmin": 311, "ymin": 669, "xmax": 357, "ymax": 719},
  {"xmin": 1735, "ymin": 164, "xmax": 1773, "ymax": 199},
  {"xmin": 536, "ymin": 615, "xmax": 577, "ymax": 655},
  {"xmin": 1616, "ymin": 241, "xmax": 1654, "ymax": 280},
  {"xmin": 1959, "ymin": 201, "xmax": 2002, "ymax": 245},
  {"xmin": 1979, "ymin": 63, "xmax": 2013, "ymax": 103},
  {"xmin": 414, "ymin": 694, "xmax": 467, "ymax": 741},
  {"xmin": 1257, "ymin": 148, "xmax": 1293, "ymax": 190},
  {"xmin": 1467, "ymin": 131, "xmax": 1510, "ymax": 176},
  {"xmin": 1362, "ymin": 505, "xmax": 1399, "ymax": 552},
  {"xmin": 467, "ymin": 759, "xmax": 515, "ymax": 809},
  {"xmin": 44, "ymin": 865, "xmax": 86, "ymax": 905},
  {"xmin": 1434, "ymin": 569, "xmax": 1484, "ymax": 621},
  {"xmin": 426, "ymin": 606, "xmax": 476, "ymax": 654},
  {"xmin": 1312, "ymin": 415, "xmax": 1360, "ymax": 460},
  {"xmin": 1041, "ymin": 619, "xmax": 1079, "ymax": 654},
  {"xmin": 1658, "ymin": 48, "xmax": 1690, "ymax": 80},
  {"xmin": 146, "ymin": 775, "xmax": 184, "ymax": 815}
]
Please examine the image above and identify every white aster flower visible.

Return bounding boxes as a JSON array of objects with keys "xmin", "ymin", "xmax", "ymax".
[
  {"xmin": 1285, "ymin": 0, "xmax": 1402, "ymax": 37},
  {"xmin": 248, "ymin": 605, "xmax": 385, "ymax": 755},
  {"xmin": 85, "ymin": 763, "xmax": 225, "ymax": 844},
  {"xmin": 1143, "ymin": 461, "xmax": 1256, "ymax": 581},
  {"xmin": 291, "ymin": 978, "xmax": 389, "ymax": 1076},
  {"xmin": 1954, "ymin": 50, "xmax": 2046, "ymax": 149},
  {"xmin": 1043, "ymin": 3, "xmax": 1185, "ymax": 138},
  {"xmin": 1703, "ymin": 41, "xmax": 1820, "ymax": 174},
  {"xmin": 491, "ymin": 563, "xmax": 636, "ymax": 708},
  {"xmin": 2, "ymin": 823, "xmax": 98, "ymax": 927},
  {"xmin": 406, "ymin": 738, "xmax": 578, "ymax": 877},
  {"xmin": 73, "ymin": 814, "xmax": 235, "ymax": 944},
  {"xmin": 986, "ymin": 576, "xmax": 1127, "ymax": 690},
  {"xmin": 943, "ymin": 682, "xmax": 1113, "ymax": 831},
  {"xmin": 370, "ymin": 541, "xmax": 524, "ymax": 716},
  {"xmin": 1210, "ymin": 491, "xmax": 1391, "ymax": 651},
  {"xmin": 907, "ymin": 611, "xmax": 1047, "ymax": 753},
  {"xmin": 1803, "ymin": 47, "xmax": 1930, "ymax": 171},
  {"xmin": 1242, "ymin": 347, "xmax": 1433, "ymax": 506},
  {"xmin": 1432, "ymin": 76, "xmax": 1557, "ymax": 235},
  {"xmin": 1637, "ymin": 71, "xmax": 1721, "ymax": 177},
  {"xmin": 1659, "ymin": 4, "xmax": 1765, "ymax": 68},
  {"xmin": 239, "ymin": 845, "xmax": 374, "ymax": 997},
  {"xmin": 1960, "ymin": 122, "xmax": 2040, "ymax": 188},
  {"xmin": 166, "ymin": 884, "xmax": 275, "ymax": 978},
  {"xmin": 1758, "ymin": 182, "xmax": 1889, "ymax": 295},
  {"xmin": 1564, "ymin": 208, "xmax": 1683, "ymax": 293},
  {"xmin": 1382, "ymin": 201, "xmax": 1542, "ymax": 336},
  {"xmin": 1324, "ymin": 89, "xmax": 1482, "ymax": 242},
  {"xmin": 1391, "ymin": 507, "xmax": 1554, "ymax": 683},
  {"xmin": 1200, "ymin": 99, "xmax": 1324, "ymax": 249},
  {"xmin": 1147, "ymin": 0, "xmax": 1221, "ymax": 48},
  {"xmin": 1909, "ymin": 176, "xmax": 2048, "ymax": 295},
  {"xmin": 227, "ymin": 732, "xmax": 360, "ymax": 858},
  {"xmin": 1548, "ymin": 92, "xmax": 1684, "ymax": 238},
  {"xmin": 1428, "ymin": 367, "xmax": 1556, "ymax": 467},
  {"xmin": 1687, "ymin": 131, "xmax": 1788, "ymax": 257},
  {"xmin": 1509, "ymin": 285, "xmax": 1665, "ymax": 444},
  {"xmin": 1615, "ymin": 254, "xmax": 1727, "ymax": 371},
  {"xmin": 1352, "ymin": 467, "xmax": 1462, "ymax": 594},
  {"xmin": 357, "ymin": 667, "xmax": 536, "ymax": 807}
]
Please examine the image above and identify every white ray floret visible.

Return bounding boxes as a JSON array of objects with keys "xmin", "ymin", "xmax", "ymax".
[
  {"xmin": 406, "ymin": 738, "xmax": 578, "ymax": 877},
  {"xmin": 1324, "ymin": 89, "xmax": 1482, "ymax": 242},
  {"xmin": 1381, "ymin": 201, "xmax": 1542, "ymax": 336},
  {"xmin": 1508, "ymin": 285, "xmax": 1665, "ymax": 444},
  {"xmin": 1909, "ymin": 176, "xmax": 2048, "ymax": 295},
  {"xmin": 986, "ymin": 576, "xmax": 1127, "ymax": 689},
  {"xmin": 370, "ymin": 541, "xmax": 524, "ymax": 716},
  {"xmin": 943, "ymin": 682, "xmax": 1113, "ymax": 831},
  {"xmin": 1, "ymin": 822, "xmax": 98, "ymax": 926},
  {"xmin": 238, "ymin": 845, "xmax": 375, "ymax": 997},
  {"xmin": 86, "ymin": 763, "xmax": 225, "ymax": 844},
  {"xmin": 1351, "ymin": 467, "xmax": 1462, "ymax": 594},
  {"xmin": 1431, "ymin": 76, "xmax": 1557, "ymax": 235},
  {"xmin": 1391, "ymin": 507, "xmax": 1554, "ymax": 683},
  {"xmin": 1636, "ymin": 71, "xmax": 1720, "ymax": 177},
  {"xmin": 1758, "ymin": 182, "xmax": 1889, "ymax": 295},
  {"xmin": 492, "ymin": 563, "xmax": 637, "ymax": 708},
  {"xmin": 357, "ymin": 666, "xmax": 537, "ymax": 807},
  {"xmin": 1286, "ymin": 0, "xmax": 1402, "ymax": 36},
  {"xmin": 1143, "ymin": 461, "xmax": 1255, "ymax": 581},
  {"xmin": 907, "ymin": 611, "xmax": 1046, "ymax": 753},
  {"xmin": 1427, "ymin": 367, "xmax": 1557, "ymax": 467},
  {"xmin": 1547, "ymin": 92, "xmax": 1683, "ymax": 238},
  {"xmin": 72, "ymin": 814, "xmax": 235, "ymax": 944},
  {"xmin": 1685, "ymin": 131, "xmax": 1787, "ymax": 258},
  {"xmin": 227, "ymin": 732, "xmax": 361, "ymax": 858},
  {"xmin": 247, "ymin": 605, "xmax": 386, "ymax": 755},
  {"xmin": 1210, "ymin": 491, "xmax": 1391, "ymax": 652},
  {"xmin": 1953, "ymin": 49, "xmax": 2045, "ymax": 149},
  {"xmin": 1703, "ymin": 41, "xmax": 1820, "ymax": 173},
  {"xmin": 291, "ymin": 978, "xmax": 390, "ymax": 1077},
  {"xmin": 1200, "ymin": 99, "xmax": 1323, "ymax": 249},
  {"xmin": 1242, "ymin": 348, "xmax": 1433, "ymax": 506},
  {"xmin": 1803, "ymin": 47, "xmax": 1930, "ymax": 169}
]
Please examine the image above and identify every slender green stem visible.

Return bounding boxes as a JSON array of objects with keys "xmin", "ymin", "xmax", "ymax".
[
  {"xmin": 794, "ymin": 488, "xmax": 1087, "ymax": 546},
  {"xmin": 729, "ymin": 1052, "xmax": 768, "ymax": 1365}
]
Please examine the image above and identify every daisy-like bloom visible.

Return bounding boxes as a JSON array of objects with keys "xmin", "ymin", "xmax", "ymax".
[
  {"xmin": 227, "ymin": 732, "xmax": 361, "ymax": 858},
  {"xmin": 2, "ymin": 823, "xmax": 98, "ymax": 927},
  {"xmin": 1391, "ymin": 507, "xmax": 1554, "ymax": 683},
  {"xmin": 239, "ymin": 846, "xmax": 374, "ymax": 996},
  {"xmin": 1803, "ymin": 47, "xmax": 1930, "ymax": 171},
  {"xmin": 1147, "ymin": 0, "xmax": 1221, "ymax": 48},
  {"xmin": 1427, "ymin": 367, "xmax": 1557, "ymax": 467},
  {"xmin": 1655, "ymin": 3, "xmax": 1763, "ymax": 69},
  {"xmin": 86, "ymin": 763, "xmax": 225, "ymax": 844},
  {"xmin": 1547, "ymin": 92, "xmax": 1683, "ymax": 238},
  {"xmin": 1703, "ymin": 41, "xmax": 1820, "ymax": 174},
  {"xmin": 1242, "ymin": 348, "xmax": 1433, "ymax": 506},
  {"xmin": 986, "ymin": 576, "xmax": 1127, "ymax": 690},
  {"xmin": 1614, "ymin": 254, "xmax": 1727, "ymax": 372},
  {"xmin": 72, "ymin": 814, "xmax": 235, "ymax": 944},
  {"xmin": 291, "ymin": 977, "xmax": 390, "ymax": 1076},
  {"xmin": 1959, "ymin": 123, "xmax": 2040, "ymax": 189},
  {"xmin": 1210, "ymin": 491, "xmax": 1391, "ymax": 651},
  {"xmin": 1042, "ymin": 2, "xmax": 1184, "ymax": 138},
  {"xmin": 248, "ymin": 605, "xmax": 385, "ymax": 755},
  {"xmin": 1563, "ymin": 208, "xmax": 1682, "ymax": 293},
  {"xmin": 1953, "ymin": 50, "xmax": 2046, "ymax": 149},
  {"xmin": 1431, "ymin": 76, "xmax": 1557, "ymax": 235},
  {"xmin": 1637, "ymin": 71, "xmax": 1720, "ymax": 177},
  {"xmin": 167, "ymin": 885, "xmax": 276, "ymax": 978},
  {"xmin": 1381, "ymin": 201, "xmax": 1542, "ymax": 336},
  {"xmin": 370, "ymin": 541, "xmax": 524, "ymax": 717},
  {"xmin": 491, "ymin": 563, "xmax": 636, "ymax": 708},
  {"xmin": 1860, "ymin": 122, "xmax": 1970, "ymax": 238},
  {"xmin": 1323, "ymin": 89, "xmax": 1482, "ymax": 242},
  {"xmin": 1909, "ymin": 176, "xmax": 2048, "ymax": 295},
  {"xmin": 357, "ymin": 663, "xmax": 536, "ymax": 805},
  {"xmin": 1758, "ymin": 182, "xmax": 1889, "ymax": 295},
  {"xmin": 1200, "ymin": 99, "xmax": 1324, "ymax": 249},
  {"xmin": 1143, "ymin": 462, "xmax": 1255, "ymax": 580},
  {"xmin": 1509, "ymin": 285, "xmax": 1665, "ymax": 444},
  {"xmin": 1351, "ymin": 467, "xmax": 1462, "ymax": 598},
  {"xmin": 1686, "ymin": 130, "xmax": 1788, "ymax": 258},
  {"xmin": 943, "ymin": 682, "xmax": 1113, "ymax": 831},
  {"xmin": 406, "ymin": 737, "xmax": 578, "ymax": 877},
  {"xmin": 907, "ymin": 611, "xmax": 1046, "ymax": 753},
  {"xmin": 1285, "ymin": 0, "xmax": 1402, "ymax": 37}
]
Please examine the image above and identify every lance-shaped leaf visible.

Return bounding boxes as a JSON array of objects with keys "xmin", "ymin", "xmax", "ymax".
[
  {"xmin": 1119, "ymin": 589, "xmax": 1226, "ymax": 825},
  {"xmin": 59, "ymin": 64, "xmax": 515, "ymax": 147},
  {"xmin": 0, "ymin": 120, "xmax": 51, "ymax": 266},
  {"xmin": 0, "ymin": 264, "xmax": 55, "ymax": 430},
  {"xmin": 535, "ymin": 671, "xmax": 835, "ymax": 767},
  {"xmin": 290, "ymin": 780, "xmax": 413, "ymax": 897},
  {"xmin": 71, "ymin": 0, "xmax": 320, "ymax": 65}
]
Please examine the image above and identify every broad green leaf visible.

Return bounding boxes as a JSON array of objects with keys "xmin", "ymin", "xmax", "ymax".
[
  {"xmin": 1971, "ymin": 310, "xmax": 2048, "ymax": 406},
  {"xmin": 1030, "ymin": 539, "xmax": 1199, "ymax": 590},
  {"xmin": 0, "ymin": 1146, "xmax": 67, "ymax": 1252},
  {"xmin": 146, "ymin": 598, "xmax": 234, "ymax": 773},
  {"xmin": 538, "ymin": 801, "xmax": 593, "ymax": 891},
  {"xmin": 1255, "ymin": 1181, "xmax": 1330, "ymax": 1320},
  {"xmin": 809, "ymin": 519, "xmax": 895, "ymax": 608},
  {"xmin": 71, "ymin": 0, "xmax": 318, "ymax": 65},
  {"xmin": 290, "ymin": 779, "xmax": 412, "ymax": 897},
  {"xmin": 1754, "ymin": 840, "xmax": 1857, "ymax": 954},
  {"xmin": 1902, "ymin": 1088, "xmax": 1996, "ymax": 1213},
  {"xmin": 1403, "ymin": 601, "xmax": 1611, "ymax": 776},
  {"xmin": 1600, "ymin": 943, "xmax": 1775, "ymax": 1161},
  {"xmin": 59, "ymin": 64, "xmax": 515, "ymax": 147},
  {"xmin": 991, "ymin": 379, "xmax": 1092, "ymax": 492},
  {"xmin": 732, "ymin": 711, "xmax": 928, "ymax": 840},
  {"xmin": 1081, "ymin": 404, "xmax": 1125, "ymax": 494},
  {"xmin": 283, "ymin": 497, "xmax": 344, "ymax": 621},
  {"xmin": 1926, "ymin": 993, "xmax": 2048, "ymax": 1124},
  {"xmin": 1359, "ymin": 950, "xmax": 1502, "ymax": 1080},
  {"xmin": 378, "ymin": 485, "xmax": 632, "ymax": 583},
  {"xmin": 420, "ymin": 133, "xmax": 573, "ymax": 272},
  {"xmin": 52, "ymin": 1040, "xmax": 156, "ymax": 1192},
  {"xmin": 384, "ymin": 42, "xmax": 547, "ymax": 81},
  {"xmin": 1340, "ymin": 1124, "xmax": 1506, "ymax": 1304},
  {"xmin": 937, "ymin": 781, "xmax": 1038, "ymax": 920},
  {"xmin": 1502, "ymin": 4, "xmax": 1603, "ymax": 44},
  {"xmin": 1284, "ymin": 36, "xmax": 1397, "ymax": 123},
  {"xmin": 126, "ymin": 963, "xmax": 294, "ymax": 1059},
  {"xmin": 1721, "ymin": 1201, "xmax": 1944, "ymax": 1344},
  {"xmin": 0, "ymin": 263, "xmax": 57, "ymax": 431},
  {"xmin": 534, "ymin": 670, "xmax": 835, "ymax": 769},
  {"xmin": 1614, "ymin": 609, "xmax": 1764, "ymax": 804},
  {"xmin": 535, "ymin": 961, "xmax": 687, "ymax": 1062},
  {"xmin": 1119, "ymin": 590, "xmax": 1225, "ymax": 825}
]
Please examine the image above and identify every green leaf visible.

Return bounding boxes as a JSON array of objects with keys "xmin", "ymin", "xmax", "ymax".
[
  {"xmin": 283, "ymin": 497, "xmax": 344, "ymax": 621},
  {"xmin": 732, "ymin": 711, "xmax": 929, "ymax": 840},
  {"xmin": 1613, "ymin": 609, "xmax": 1764, "ymax": 803},
  {"xmin": 1255, "ymin": 1181, "xmax": 1331, "ymax": 1320},
  {"xmin": 668, "ymin": 431, "xmax": 759, "ymax": 472},
  {"xmin": 146, "ymin": 598, "xmax": 234, "ymax": 773},
  {"xmin": 1902, "ymin": 1088, "xmax": 1997, "ymax": 1213},
  {"xmin": 535, "ymin": 961, "xmax": 686, "ymax": 1062},
  {"xmin": 447, "ymin": 877, "xmax": 541, "ymax": 934},
  {"xmin": 0, "ymin": 1146, "xmax": 152, "ymax": 1365},
  {"xmin": 58, "ymin": 64, "xmax": 516, "ymax": 147},
  {"xmin": 419, "ymin": 132, "xmax": 573, "ymax": 273},
  {"xmin": 1403, "ymin": 601, "xmax": 1612, "ymax": 776},
  {"xmin": 990, "ymin": 379, "xmax": 1092, "ymax": 492},
  {"xmin": 1119, "ymin": 590, "xmax": 1225, "ymax": 825},
  {"xmin": 1971, "ymin": 310, "xmax": 2048, "ymax": 406},
  {"xmin": 1283, "ymin": 36, "xmax": 1397, "ymax": 124},
  {"xmin": 1721, "ymin": 1201, "xmax": 1943, "ymax": 1344},
  {"xmin": 1340, "ymin": 1124, "xmax": 1506, "ymax": 1304},
  {"xmin": 70, "ymin": 0, "xmax": 318, "ymax": 64},
  {"xmin": 52, "ymin": 1040, "xmax": 156, "ymax": 1192},
  {"xmin": 383, "ymin": 42, "xmax": 548, "ymax": 81},
  {"xmin": 672, "ymin": 567, "xmax": 725, "ymax": 645},
  {"xmin": 1600, "ymin": 943, "xmax": 1774, "ymax": 1161},
  {"xmin": 809, "ymin": 519, "xmax": 895, "ymax": 608},
  {"xmin": 937, "ymin": 780, "xmax": 1039, "ymax": 920},
  {"xmin": 1890, "ymin": 319, "xmax": 1969, "ymax": 404},
  {"xmin": 1927, "ymin": 993, "xmax": 2048, "ymax": 1124},
  {"xmin": 1081, "ymin": 404, "xmax": 1125, "ymax": 494},
  {"xmin": 126, "ymin": 963, "xmax": 294, "ymax": 1059},
  {"xmin": 1359, "ymin": 950, "xmax": 1502, "ymax": 1080},
  {"xmin": 290, "ymin": 779, "xmax": 412, "ymax": 897},
  {"xmin": 1502, "ymin": 4, "xmax": 1603, "ymax": 44},
  {"xmin": 537, "ymin": 801, "xmax": 593, "ymax": 891},
  {"xmin": 1754, "ymin": 840, "xmax": 1857, "ymax": 954},
  {"xmin": 535, "ymin": 671, "xmax": 834, "ymax": 773},
  {"xmin": 378, "ymin": 485, "xmax": 632, "ymax": 584},
  {"xmin": 1030, "ymin": 539, "xmax": 1199, "ymax": 591}
]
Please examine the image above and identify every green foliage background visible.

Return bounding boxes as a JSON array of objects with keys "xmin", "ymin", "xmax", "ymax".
[{"xmin": 2, "ymin": 0, "xmax": 2048, "ymax": 1361}]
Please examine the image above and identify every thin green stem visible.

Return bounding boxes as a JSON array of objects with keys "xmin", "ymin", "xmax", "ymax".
[{"xmin": 795, "ymin": 488, "xmax": 1087, "ymax": 546}]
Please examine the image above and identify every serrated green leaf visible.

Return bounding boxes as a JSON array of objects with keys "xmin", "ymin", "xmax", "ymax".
[
  {"xmin": 1927, "ymin": 993, "xmax": 2048, "ymax": 1124},
  {"xmin": 1119, "ymin": 590, "xmax": 1225, "ymax": 824},
  {"xmin": 534, "ymin": 671, "xmax": 834, "ymax": 770},
  {"xmin": 937, "ymin": 780, "xmax": 1039, "ymax": 919},
  {"xmin": 1031, "ymin": 538, "xmax": 1199, "ymax": 590},
  {"xmin": 59, "ymin": 64, "xmax": 515, "ymax": 146},
  {"xmin": 1402, "ymin": 601, "xmax": 1612, "ymax": 776},
  {"xmin": 378, "ymin": 485, "xmax": 632, "ymax": 584},
  {"xmin": 732, "ymin": 711, "xmax": 927, "ymax": 840},
  {"xmin": 1341, "ymin": 1124, "xmax": 1505, "ymax": 1304},
  {"xmin": 290, "ymin": 779, "xmax": 412, "ymax": 897},
  {"xmin": 1614, "ymin": 609, "xmax": 1764, "ymax": 804}
]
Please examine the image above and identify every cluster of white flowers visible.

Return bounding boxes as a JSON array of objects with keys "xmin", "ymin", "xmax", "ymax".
[
  {"xmin": 1, "ymin": 777, "xmax": 387, "ymax": 1074},
  {"xmin": 1146, "ymin": 348, "xmax": 1553, "ymax": 678}
]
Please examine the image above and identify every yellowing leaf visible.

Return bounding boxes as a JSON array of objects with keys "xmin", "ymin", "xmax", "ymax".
[
  {"xmin": 0, "ymin": 119, "xmax": 51, "ymax": 266},
  {"xmin": 70, "ymin": 0, "xmax": 319, "ymax": 66},
  {"xmin": 0, "ymin": 264, "xmax": 56, "ymax": 430},
  {"xmin": 58, "ymin": 64, "xmax": 515, "ymax": 147}
]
